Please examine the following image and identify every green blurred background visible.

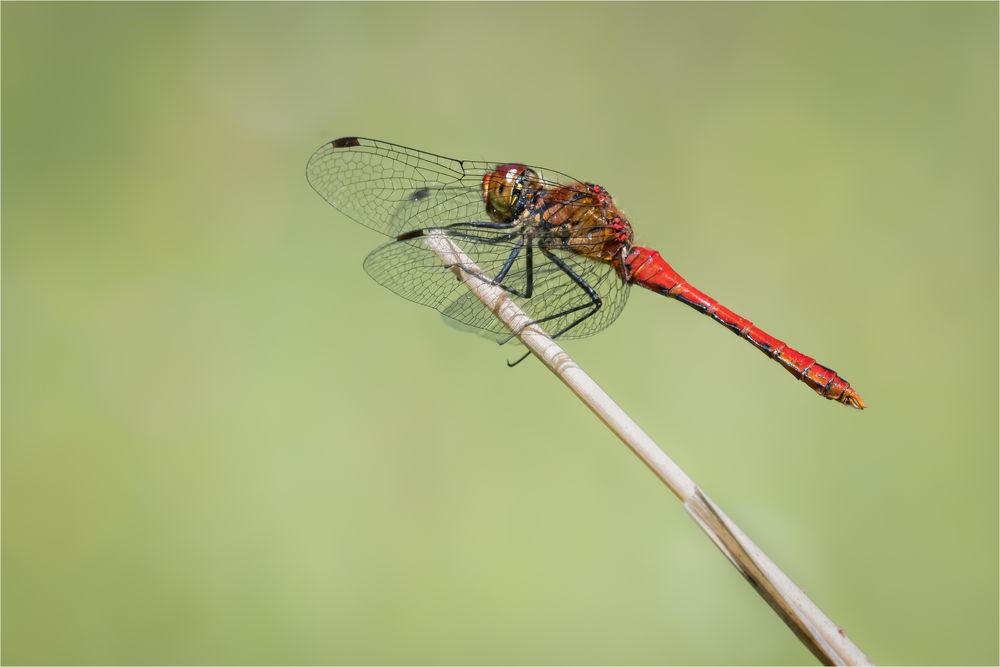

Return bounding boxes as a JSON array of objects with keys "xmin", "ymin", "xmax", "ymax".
[{"xmin": 3, "ymin": 2, "xmax": 997, "ymax": 665}]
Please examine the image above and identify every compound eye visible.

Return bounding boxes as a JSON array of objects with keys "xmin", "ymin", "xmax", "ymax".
[
  {"xmin": 483, "ymin": 164, "xmax": 538, "ymax": 223},
  {"xmin": 506, "ymin": 168, "xmax": 523, "ymax": 201}
]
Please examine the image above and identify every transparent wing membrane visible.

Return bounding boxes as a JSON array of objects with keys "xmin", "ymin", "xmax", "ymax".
[
  {"xmin": 307, "ymin": 137, "xmax": 592, "ymax": 237},
  {"xmin": 363, "ymin": 229, "xmax": 628, "ymax": 342},
  {"xmin": 309, "ymin": 137, "xmax": 630, "ymax": 344}
]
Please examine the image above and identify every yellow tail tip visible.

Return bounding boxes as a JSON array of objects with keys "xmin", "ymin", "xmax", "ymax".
[{"xmin": 845, "ymin": 390, "xmax": 866, "ymax": 410}]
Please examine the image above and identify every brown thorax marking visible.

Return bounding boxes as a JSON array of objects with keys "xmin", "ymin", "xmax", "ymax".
[{"xmin": 536, "ymin": 183, "xmax": 634, "ymax": 266}]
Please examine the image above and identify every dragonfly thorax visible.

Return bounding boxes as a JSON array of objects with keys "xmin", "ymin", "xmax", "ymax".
[
  {"xmin": 482, "ymin": 163, "xmax": 634, "ymax": 274},
  {"xmin": 556, "ymin": 183, "xmax": 635, "ymax": 274}
]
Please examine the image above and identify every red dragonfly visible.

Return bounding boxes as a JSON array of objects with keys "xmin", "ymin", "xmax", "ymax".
[{"xmin": 307, "ymin": 137, "xmax": 865, "ymax": 409}]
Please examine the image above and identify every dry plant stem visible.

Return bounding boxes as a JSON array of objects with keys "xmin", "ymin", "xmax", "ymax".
[{"xmin": 423, "ymin": 231, "xmax": 874, "ymax": 667}]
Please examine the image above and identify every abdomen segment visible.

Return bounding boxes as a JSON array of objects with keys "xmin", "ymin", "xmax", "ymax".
[{"xmin": 625, "ymin": 246, "xmax": 865, "ymax": 409}]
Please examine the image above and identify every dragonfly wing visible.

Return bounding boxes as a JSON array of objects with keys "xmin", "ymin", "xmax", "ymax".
[
  {"xmin": 386, "ymin": 185, "xmax": 487, "ymax": 239},
  {"xmin": 362, "ymin": 228, "xmax": 522, "ymax": 341},
  {"xmin": 440, "ymin": 291, "xmax": 511, "ymax": 340},
  {"xmin": 307, "ymin": 137, "xmax": 489, "ymax": 237},
  {"xmin": 363, "ymin": 229, "xmax": 630, "ymax": 343},
  {"xmin": 307, "ymin": 137, "xmax": 594, "ymax": 237}
]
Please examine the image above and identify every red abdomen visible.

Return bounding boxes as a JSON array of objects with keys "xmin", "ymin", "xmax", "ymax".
[{"xmin": 625, "ymin": 246, "xmax": 864, "ymax": 409}]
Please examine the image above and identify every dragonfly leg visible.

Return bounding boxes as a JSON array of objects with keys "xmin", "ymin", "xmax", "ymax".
[
  {"xmin": 414, "ymin": 225, "xmax": 522, "ymax": 246},
  {"xmin": 503, "ymin": 246, "xmax": 603, "ymax": 363},
  {"xmin": 442, "ymin": 226, "xmax": 536, "ymax": 299},
  {"xmin": 492, "ymin": 235, "xmax": 526, "ymax": 285},
  {"xmin": 441, "ymin": 220, "xmax": 519, "ymax": 232},
  {"xmin": 398, "ymin": 224, "xmax": 536, "ymax": 298},
  {"xmin": 456, "ymin": 238, "xmax": 536, "ymax": 299},
  {"xmin": 399, "ymin": 221, "xmax": 520, "ymax": 245}
]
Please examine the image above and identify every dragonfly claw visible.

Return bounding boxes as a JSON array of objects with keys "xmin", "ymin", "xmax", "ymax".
[{"xmin": 843, "ymin": 389, "xmax": 866, "ymax": 410}]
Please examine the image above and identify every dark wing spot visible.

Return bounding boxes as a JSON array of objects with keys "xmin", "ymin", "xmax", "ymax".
[
  {"xmin": 330, "ymin": 137, "xmax": 361, "ymax": 148},
  {"xmin": 395, "ymin": 229, "xmax": 425, "ymax": 241},
  {"xmin": 409, "ymin": 187, "xmax": 431, "ymax": 201}
]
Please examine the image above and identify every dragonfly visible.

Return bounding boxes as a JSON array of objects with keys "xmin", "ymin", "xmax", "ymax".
[{"xmin": 307, "ymin": 137, "xmax": 865, "ymax": 409}]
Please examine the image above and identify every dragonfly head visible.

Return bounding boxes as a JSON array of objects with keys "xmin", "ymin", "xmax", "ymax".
[{"xmin": 482, "ymin": 164, "xmax": 540, "ymax": 223}]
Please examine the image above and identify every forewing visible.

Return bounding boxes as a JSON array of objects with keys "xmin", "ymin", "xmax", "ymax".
[
  {"xmin": 387, "ymin": 185, "xmax": 488, "ymax": 239},
  {"xmin": 307, "ymin": 137, "xmax": 592, "ymax": 237}
]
